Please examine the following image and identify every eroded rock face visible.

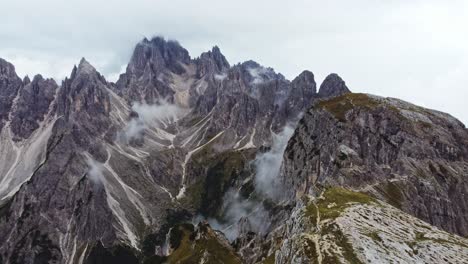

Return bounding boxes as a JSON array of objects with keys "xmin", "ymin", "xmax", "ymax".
[
  {"xmin": 0, "ymin": 58, "xmax": 22, "ymax": 133},
  {"xmin": 0, "ymin": 59, "xmax": 118, "ymax": 263},
  {"xmin": 281, "ymin": 93, "xmax": 468, "ymax": 236},
  {"xmin": 196, "ymin": 46, "xmax": 230, "ymax": 77},
  {"xmin": 0, "ymin": 38, "xmax": 322, "ymax": 264},
  {"xmin": 58, "ymin": 58, "xmax": 113, "ymax": 141},
  {"xmin": 115, "ymin": 37, "xmax": 190, "ymax": 104},
  {"xmin": 10, "ymin": 75, "xmax": 58, "ymax": 140}
]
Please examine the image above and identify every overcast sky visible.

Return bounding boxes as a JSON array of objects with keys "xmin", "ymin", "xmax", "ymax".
[{"xmin": 1, "ymin": 0, "xmax": 467, "ymax": 124}]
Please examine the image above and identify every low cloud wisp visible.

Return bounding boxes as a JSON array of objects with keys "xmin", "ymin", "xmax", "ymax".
[
  {"xmin": 85, "ymin": 155, "xmax": 105, "ymax": 186},
  {"xmin": 201, "ymin": 125, "xmax": 295, "ymax": 241},
  {"xmin": 254, "ymin": 125, "xmax": 294, "ymax": 200},
  {"xmin": 118, "ymin": 99, "xmax": 186, "ymax": 143}
]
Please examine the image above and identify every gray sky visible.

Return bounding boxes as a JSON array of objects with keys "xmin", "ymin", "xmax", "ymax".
[{"xmin": 1, "ymin": 0, "xmax": 467, "ymax": 125}]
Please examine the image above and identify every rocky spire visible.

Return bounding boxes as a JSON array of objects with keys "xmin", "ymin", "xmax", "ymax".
[
  {"xmin": 287, "ymin": 70, "xmax": 317, "ymax": 110},
  {"xmin": 269, "ymin": 70, "xmax": 317, "ymax": 130},
  {"xmin": 22, "ymin": 75, "xmax": 31, "ymax": 85},
  {"xmin": 69, "ymin": 58, "xmax": 108, "ymax": 83},
  {"xmin": 196, "ymin": 46, "xmax": 230, "ymax": 77},
  {"xmin": 125, "ymin": 36, "xmax": 191, "ymax": 78},
  {"xmin": 114, "ymin": 37, "xmax": 188, "ymax": 104},
  {"xmin": 77, "ymin": 57, "xmax": 97, "ymax": 75},
  {"xmin": 211, "ymin": 46, "xmax": 230, "ymax": 69},
  {"xmin": 57, "ymin": 58, "xmax": 111, "ymax": 133},
  {"xmin": 292, "ymin": 70, "xmax": 317, "ymax": 94},
  {"xmin": 318, "ymin": 73, "xmax": 350, "ymax": 98}
]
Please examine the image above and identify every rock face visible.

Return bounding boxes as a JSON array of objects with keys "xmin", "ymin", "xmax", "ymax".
[
  {"xmin": 0, "ymin": 58, "xmax": 117, "ymax": 264},
  {"xmin": 318, "ymin": 73, "xmax": 350, "ymax": 98},
  {"xmin": 10, "ymin": 75, "xmax": 58, "ymax": 141},
  {"xmin": 196, "ymin": 46, "xmax": 230, "ymax": 77},
  {"xmin": 281, "ymin": 93, "xmax": 468, "ymax": 236},
  {"xmin": 1, "ymin": 37, "xmax": 468, "ymax": 264},
  {"xmin": 0, "ymin": 59, "xmax": 22, "ymax": 134},
  {"xmin": 0, "ymin": 37, "xmax": 320, "ymax": 264},
  {"xmin": 115, "ymin": 37, "xmax": 190, "ymax": 104}
]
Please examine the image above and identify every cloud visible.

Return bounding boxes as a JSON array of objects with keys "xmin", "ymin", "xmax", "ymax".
[
  {"xmin": 203, "ymin": 190, "xmax": 269, "ymax": 242},
  {"xmin": 199, "ymin": 125, "xmax": 295, "ymax": 241},
  {"xmin": 247, "ymin": 66, "xmax": 271, "ymax": 85},
  {"xmin": 1, "ymin": 0, "xmax": 467, "ymax": 124},
  {"xmin": 131, "ymin": 100, "xmax": 185, "ymax": 126},
  {"xmin": 254, "ymin": 125, "xmax": 295, "ymax": 200},
  {"xmin": 118, "ymin": 99, "xmax": 186, "ymax": 142},
  {"xmin": 85, "ymin": 155, "xmax": 105, "ymax": 185},
  {"xmin": 119, "ymin": 118, "xmax": 146, "ymax": 142},
  {"xmin": 214, "ymin": 73, "xmax": 227, "ymax": 81}
]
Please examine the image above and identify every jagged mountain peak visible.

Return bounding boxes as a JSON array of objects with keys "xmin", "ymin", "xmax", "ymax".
[
  {"xmin": 0, "ymin": 58, "xmax": 18, "ymax": 77},
  {"xmin": 236, "ymin": 60, "xmax": 286, "ymax": 84},
  {"xmin": 292, "ymin": 70, "xmax": 315, "ymax": 87},
  {"xmin": 31, "ymin": 74, "xmax": 44, "ymax": 82},
  {"xmin": 22, "ymin": 75, "xmax": 31, "ymax": 85},
  {"xmin": 77, "ymin": 57, "xmax": 97, "ymax": 74},
  {"xmin": 141, "ymin": 35, "xmax": 185, "ymax": 48},
  {"xmin": 126, "ymin": 36, "xmax": 191, "ymax": 77},
  {"xmin": 318, "ymin": 72, "xmax": 351, "ymax": 98},
  {"xmin": 240, "ymin": 59, "xmax": 261, "ymax": 69},
  {"xmin": 27, "ymin": 74, "xmax": 58, "ymax": 87},
  {"xmin": 288, "ymin": 70, "xmax": 317, "ymax": 106},
  {"xmin": 0, "ymin": 58, "xmax": 23, "ymax": 133},
  {"xmin": 57, "ymin": 57, "xmax": 111, "ymax": 124},
  {"xmin": 67, "ymin": 58, "xmax": 107, "ymax": 86},
  {"xmin": 196, "ymin": 45, "xmax": 230, "ymax": 77},
  {"xmin": 295, "ymin": 69, "xmax": 314, "ymax": 78},
  {"xmin": 211, "ymin": 45, "xmax": 222, "ymax": 54},
  {"xmin": 28, "ymin": 74, "xmax": 58, "ymax": 88}
]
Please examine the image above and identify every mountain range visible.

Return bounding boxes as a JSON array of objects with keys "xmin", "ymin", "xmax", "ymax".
[{"xmin": 0, "ymin": 36, "xmax": 467, "ymax": 264}]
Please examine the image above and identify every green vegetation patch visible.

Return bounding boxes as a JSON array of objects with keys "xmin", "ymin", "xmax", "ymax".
[
  {"xmin": 305, "ymin": 200, "xmax": 318, "ymax": 223},
  {"xmin": 166, "ymin": 224, "xmax": 242, "ymax": 264},
  {"xmin": 186, "ymin": 149, "xmax": 248, "ymax": 214},
  {"xmin": 316, "ymin": 187, "xmax": 375, "ymax": 220},
  {"xmin": 412, "ymin": 232, "xmax": 468, "ymax": 249},
  {"xmin": 302, "ymin": 188, "xmax": 373, "ymax": 263},
  {"xmin": 261, "ymin": 253, "xmax": 276, "ymax": 264},
  {"xmin": 302, "ymin": 236, "xmax": 319, "ymax": 264},
  {"xmin": 315, "ymin": 93, "xmax": 380, "ymax": 122},
  {"xmin": 365, "ymin": 231, "xmax": 383, "ymax": 243},
  {"xmin": 322, "ymin": 224, "xmax": 363, "ymax": 264},
  {"xmin": 184, "ymin": 139, "xmax": 255, "ymax": 216}
]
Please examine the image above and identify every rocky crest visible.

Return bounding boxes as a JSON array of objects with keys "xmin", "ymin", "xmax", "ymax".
[{"xmin": 281, "ymin": 93, "xmax": 468, "ymax": 236}]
